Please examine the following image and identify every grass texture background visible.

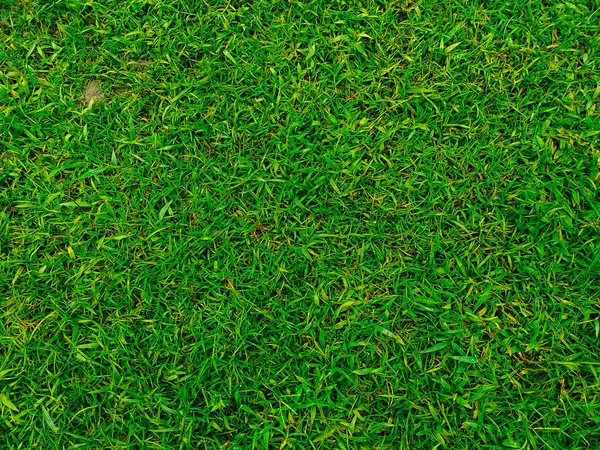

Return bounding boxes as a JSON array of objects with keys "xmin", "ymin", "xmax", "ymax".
[{"xmin": 1, "ymin": 0, "xmax": 600, "ymax": 448}]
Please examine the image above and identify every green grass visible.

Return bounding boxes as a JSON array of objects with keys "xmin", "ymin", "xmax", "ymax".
[{"xmin": 1, "ymin": 0, "xmax": 600, "ymax": 448}]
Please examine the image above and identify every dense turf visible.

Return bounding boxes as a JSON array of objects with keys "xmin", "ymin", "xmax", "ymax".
[{"xmin": 1, "ymin": 0, "xmax": 600, "ymax": 448}]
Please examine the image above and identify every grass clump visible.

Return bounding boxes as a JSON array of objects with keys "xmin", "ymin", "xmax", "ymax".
[{"xmin": 1, "ymin": 0, "xmax": 600, "ymax": 448}]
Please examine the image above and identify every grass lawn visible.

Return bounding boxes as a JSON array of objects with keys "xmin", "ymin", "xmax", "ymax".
[{"xmin": 1, "ymin": 0, "xmax": 600, "ymax": 448}]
